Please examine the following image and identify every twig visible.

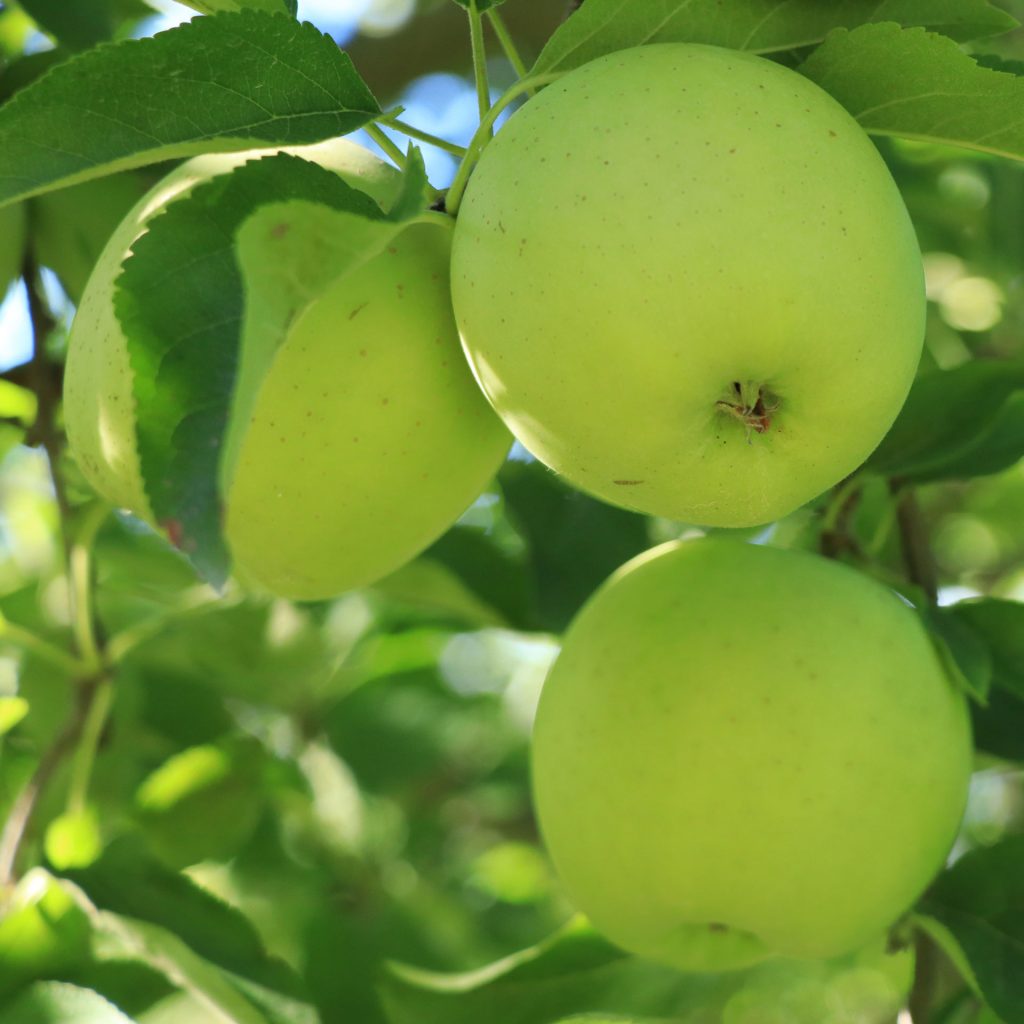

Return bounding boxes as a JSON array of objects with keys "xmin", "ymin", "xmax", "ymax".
[
  {"xmin": 892, "ymin": 481, "xmax": 938, "ymax": 605},
  {"xmin": 819, "ymin": 476, "xmax": 863, "ymax": 560},
  {"xmin": 22, "ymin": 252, "xmax": 71, "ymax": 564},
  {"xmin": 0, "ymin": 673, "xmax": 103, "ymax": 885},
  {"xmin": 908, "ymin": 929, "xmax": 939, "ymax": 1024}
]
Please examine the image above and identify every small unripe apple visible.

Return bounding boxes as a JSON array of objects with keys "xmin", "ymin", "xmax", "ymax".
[
  {"xmin": 452, "ymin": 44, "xmax": 925, "ymax": 526},
  {"xmin": 532, "ymin": 538, "xmax": 971, "ymax": 971},
  {"xmin": 64, "ymin": 139, "xmax": 510, "ymax": 599}
]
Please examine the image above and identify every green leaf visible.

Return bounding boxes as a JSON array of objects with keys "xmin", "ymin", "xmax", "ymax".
[
  {"xmin": 448, "ymin": 0, "xmax": 506, "ymax": 13},
  {"xmin": 118, "ymin": 150, "xmax": 396, "ymax": 585},
  {"xmin": 499, "ymin": 460, "xmax": 649, "ymax": 632},
  {"xmin": 31, "ymin": 172, "xmax": 148, "ymax": 303},
  {"xmin": 88, "ymin": 912, "xmax": 271, "ymax": 1024},
  {"xmin": 0, "ymin": 11, "xmax": 380, "ymax": 208},
  {"xmin": 425, "ymin": 524, "xmax": 535, "ymax": 630},
  {"xmin": 531, "ymin": 0, "xmax": 1016, "ymax": 75},
  {"xmin": 919, "ymin": 836, "xmax": 1024, "ymax": 1024},
  {"xmin": 0, "ymin": 981, "xmax": 135, "ymax": 1024},
  {"xmin": 971, "ymin": 686, "xmax": 1024, "ymax": 761},
  {"xmin": 866, "ymin": 361, "xmax": 1024, "ymax": 480},
  {"xmin": 0, "ymin": 202, "xmax": 25, "ymax": 296},
  {"xmin": 0, "ymin": 694, "xmax": 28, "ymax": 735},
  {"xmin": 15, "ymin": 0, "xmax": 128, "ymax": 50},
  {"xmin": 949, "ymin": 599, "xmax": 1024, "ymax": 700},
  {"xmin": 63, "ymin": 839, "xmax": 305, "ymax": 1001},
  {"xmin": 914, "ymin": 393, "xmax": 1024, "ymax": 483},
  {"xmin": 0, "ymin": 870, "xmax": 92, "ymax": 1000},
  {"xmin": 924, "ymin": 606, "xmax": 993, "ymax": 704},
  {"xmin": 134, "ymin": 739, "xmax": 265, "ymax": 868},
  {"xmin": 222, "ymin": 156, "xmax": 432, "ymax": 495},
  {"xmin": 799, "ymin": 23, "xmax": 1024, "ymax": 162},
  {"xmin": 45, "ymin": 806, "xmax": 103, "ymax": 869},
  {"xmin": 177, "ymin": 0, "xmax": 296, "ymax": 16}
]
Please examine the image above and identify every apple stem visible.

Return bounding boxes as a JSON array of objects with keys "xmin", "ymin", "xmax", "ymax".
[
  {"xmin": 468, "ymin": 0, "xmax": 492, "ymax": 137},
  {"xmin": 445, "ymin": 73, "xmax": 564, "ymax": 216},
  {"xmin": 486, "ymin": 10, "xmax": 534, "ymax": 98}
]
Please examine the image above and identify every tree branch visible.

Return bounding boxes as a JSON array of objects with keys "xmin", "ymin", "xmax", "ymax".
[{"xmin": 892, "ymin": 481, "xmax": 938, "ymax": 605}]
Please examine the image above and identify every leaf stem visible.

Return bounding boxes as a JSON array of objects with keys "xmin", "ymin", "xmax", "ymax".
[
  {"xmin": 382, "ymin": 116, "xmax": 467, "ymax": 157},
  {"xmin": 70, "ymin": 502, "xmax": 108, "ymax": 674},
  {"xmin": 445, "ymin": 72, "xmax": 562, "ymax": 216},
  {"xmin": 66, "ymin": 677, "xmax": 114, "ymax": 815},
  {"xmin": 0, "ymin": 615, "xmax": 83, "ymax": 676},
  {"xmin": 0, "ymin": 673, "xmax": 102, "ymax": 885},
  {"xmin": 486, "ymin": 8, "xmax": 533, "ymax": 95},
  {"xmin": 364, "ymin": 123, "xmax": 407, "ymax": 169},
  {"xmin": 468, "ymin": 0, "xmax": 492, "ymax": 135}
]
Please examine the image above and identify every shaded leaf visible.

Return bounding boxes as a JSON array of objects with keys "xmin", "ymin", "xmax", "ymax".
[
  {"xmin": 63, "ymin": 839, "xmax": 304, "ymax": 1000},
  {"xmin": 178, "ymin": 0, "xmax": 295, "ymax": 15},
  {"xmin": 800, "ymin": 23, "xmax": 1024, "ymax": 162},
  {"xmin": 866, "ymin": 361, "xmax": 1024, "ymax": 480},
  {"xmin": 88, "ymin": 913, "xmax": 270, "ymax": 1024},
  {"xmin": 920, "ymin": 836, "xmax": 1024, "ymax": 1024},
  {"xmin": 0, "ymin": 982, "xmax": 135, "ymax": 1024},
  {"xmin": 970, "ymin": 686, "xmax": 1024, "ymax": 761},
  {"xmin": 950, "ymin": 600, "xmax": 1024, "ymax": 700},
  {"xmin": 915, "ymin": 393, "xmax": 1024, "ymax": 482},
  {"xmin": 0, "ymin": 870, "xmax": 92, "ymax": 1001},
  {"xmin": 31, "ymin": 172, "xmax": 149, "ymax": 303},
  {"xmin": 499, "ymin": 460, "xmax": 649, "ymax": 632},
  {"xmin": 0, "ymin": 11, "xmax": 380, "ymax": 207},
  {"xmin": 924, "ymin": 606, "xmax": 993, "ymax": 704},
  {"xmin": 0, "ymin": 202, "xmax": 25, "ymax": 296},
  {"xmin": 119, "ymin": 150, "xmax": 396, "ymax": 585},
  {"xmin": 532, "ymin": 0, "xmax": 1016, "ymax": 75},
  {"xmin": 15, "ymin": 0, "xmax": 146, "ymax": 50}
]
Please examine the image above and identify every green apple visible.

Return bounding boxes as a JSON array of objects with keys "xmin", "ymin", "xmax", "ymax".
[
  {"xmin": 531, "ymin": 538, "xmax": 972, "ymax": 971},
  {"xmin": 64, "ymin": 139, "xmax": 510, "ymax": 600},
  {"xmin": 451, "ymin": 44, "xmax": 924, "ymax": 527}
]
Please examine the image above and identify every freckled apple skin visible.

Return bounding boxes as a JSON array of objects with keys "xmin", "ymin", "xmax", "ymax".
[
  {"xmin": 224, "ymin": 221, "xmax": 511, "ymax": 599},
  {"xmin": 64, "ymin": 139, "xmax": 510, "ymax": 599},
  {"xmin": 531, "ymin": 538, "xmax": 971, "ymax": 971},
  {"xmin": 451, "ymin": 44, "xmax": 925, "ymax": 526}
]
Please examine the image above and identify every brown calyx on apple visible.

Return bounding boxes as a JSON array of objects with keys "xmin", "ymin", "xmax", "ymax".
[{"xmin": 716, "ymin": 380, "xmax": 780, "ymax": 436}]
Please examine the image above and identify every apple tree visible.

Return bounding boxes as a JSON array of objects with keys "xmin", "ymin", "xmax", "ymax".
[{"xmin": 0, "ymin": 1, "xmax": 1023, "ymax": 1023}]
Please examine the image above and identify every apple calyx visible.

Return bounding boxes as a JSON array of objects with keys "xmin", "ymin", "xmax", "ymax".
[{"xmin": 716, "ymin": 380, "xmax": 780, "ymax": 436}]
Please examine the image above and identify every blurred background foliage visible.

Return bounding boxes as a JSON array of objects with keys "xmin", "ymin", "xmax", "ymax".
[{"xmin": 0, "ymin": 1, "xmax": 1022, "ymax": 1023}]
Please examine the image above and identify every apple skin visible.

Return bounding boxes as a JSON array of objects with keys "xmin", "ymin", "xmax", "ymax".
[
  {"xmin": 64, "ymin": 139, "xmax": 510, "ymax": 600},
  {"xmin": 224, "ymin": 219, "xmax": 511, "ymax": 598},
  {"xmin": 531, "ymin": 538, "xmax": 972, "ymax": 971},
  {"xmin": 451, "ymin": 44, "xmax": 925, "ymax": 527}
]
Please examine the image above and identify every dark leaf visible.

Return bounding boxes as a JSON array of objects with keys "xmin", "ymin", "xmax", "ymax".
[
  {"xmin": 920, "ymin": 836, "xmax": 1024, "ymax": 1024},
  {"xmin": 866, "ymin": 361, "xmax": 1024, "ymax": 480},
  {"xmin": 118, "ymin": 151, "xmax": 393, "ymax": 585},
  {"xmin": 0, "ymin": 11, "xmax": 380, "ymax": 207},
  {"xmin": 532, "ymin": 0, "xmax": 1016, "ymax": 75},
  {"xmin": 63, "ymin": 838, "xmax": 304, "ymax": 1000},
  {"xmin": 949, "ymin": 600, "xmax": 1024, "ymax": 700},
  {"xmin": 924, "ymin": 606, "xmax": 993, "ymax": 704},
  {"xmin": 499, "ymin": 460, "xmax": 649, "ymax": 633}
]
